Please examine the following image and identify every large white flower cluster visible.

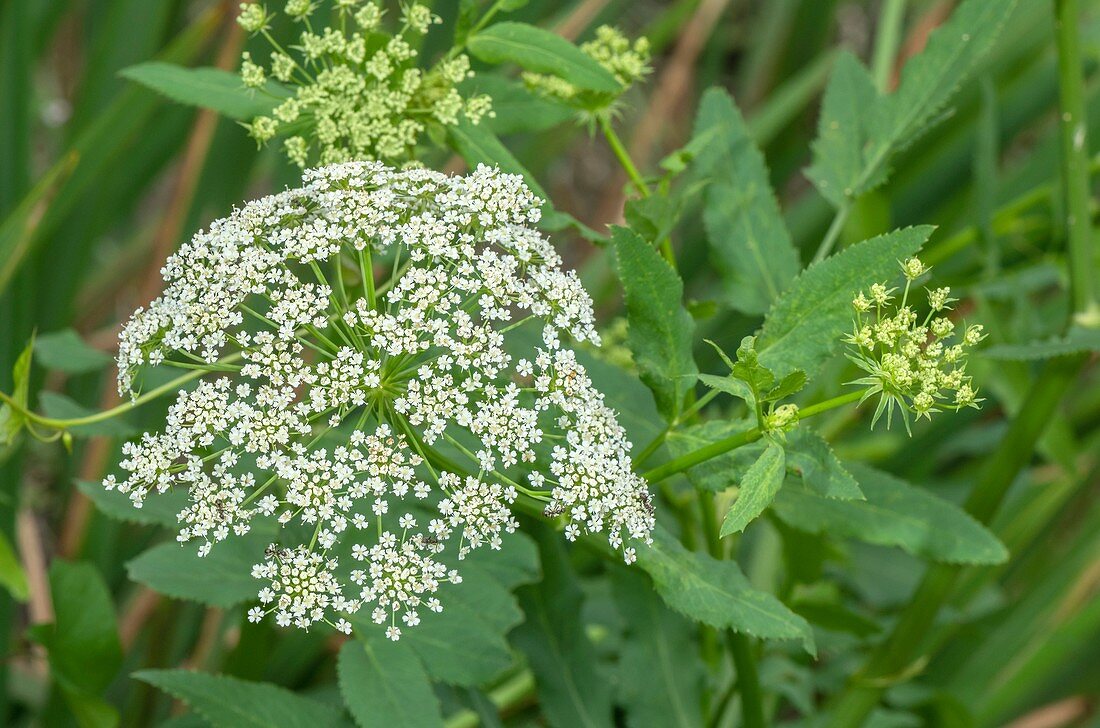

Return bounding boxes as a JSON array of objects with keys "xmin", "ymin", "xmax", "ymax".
[{"xmin": 105, "ymin": 162, "xmax": 654, "ymax": 638}]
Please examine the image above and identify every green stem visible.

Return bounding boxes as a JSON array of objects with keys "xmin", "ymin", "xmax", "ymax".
[
  {"xmin": 597, "ymin": 115, "xmax": 677, "ymax": 267},
  {"xmin": 632, "ymin": 389, "xmax": 720, "ymax": 467},
  {"xmin": 642, "ymin": 390, "xmax": 863, "ymax": 484},
  {"xmin": 1, "ymin": 352, "xmax": 242, "ymax": 430},
  {"xmin": 812, "ymin": 201, "xmax": 851, "ymax": 263},
  {"xmin": 642, "ymin": 427, "xmax": 763, "ymax": 484},
  {"xmin": 728, "ymin": 632, "xmax": 766, "ymax": 728},
  {"xmin": 443, "ymin": 670, "xmax": 536, "ymax": 728},
  {"xmin": 1054, "ymin": 0, "xmax": 1098, "ymax": 322},
  {"xmin": 871, "ymin": 0, "xmax": 906, "ymax": 93},
  {"xmin": 599, "ymin": 115, "xmax": 650, "ymax": 199},
  {"xmin": 826, "ymin": 354, "xmax": 1087, "ymax": 726}
]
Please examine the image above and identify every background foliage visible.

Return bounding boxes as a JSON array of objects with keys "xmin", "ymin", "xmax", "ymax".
[{"xmin": 1, "ymin": 0, "xmax": 1099, "ymax": 726}]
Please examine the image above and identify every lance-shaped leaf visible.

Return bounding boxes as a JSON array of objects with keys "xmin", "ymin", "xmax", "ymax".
[
  {"xmin": 771, "ymin": 463, "xmax": 1008, "ymax": 564},
  {"xmin": 1, "ymin": 334, "xmax": 34, "ymax": 445},
  {"xmin": 338, "ymin": 636, "xmax": 443, "ymax": 728},
  {"xmin": 721, "ymin": 439, "xmax": 786, "ymax": 536},
  {"xmin": 0, "ymin": 530, "xmax": 28, "ymax": 601},
  {"xmin": 757, "ymin": 226, "xmax": 932, "ymax": 377},
  {"xmin": 806, "ymin": 0, "xmax": 1020, "ymax": 207},
  {"xmin": 119, "ymin": 62, "xmax": 290, "ymax": 120},
  {"xmin": 467, "ymin": 22, "xmax": 620, "ymax": 93},
  {"xmin": 135, "ymin": 669, "xmax": 344, "ymax": 728},
  {"xmin": 636, "ymin": 528, "xmax": 815, "ymax": 655},
  {"xmin": 696, "ymin": 88, "xmax": 800, "ymax": 314},
  {"xmin": 612, "ymin": 226, "xmax": 698, "ymax": 421},
  {"xmin": 806, "ymin": 52, "xmax": 882, "ymax": 207}
]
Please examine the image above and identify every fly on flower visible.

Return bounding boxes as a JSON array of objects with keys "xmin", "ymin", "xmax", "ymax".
[
  {"xmin": 104, "ymin": 162, "xmax": 655, "ymax": 639},
  {"xmin": 844, "ymin": 257, "xmax": 985, "ymax": 433}
]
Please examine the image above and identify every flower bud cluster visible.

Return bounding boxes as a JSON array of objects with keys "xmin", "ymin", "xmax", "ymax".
[
  {"xmin": 236, "ymin": 1, "xmax": 492, "ymax": 166},
  {"xmin": 844, "ymin": 258, "xmax": 984, "ymax": 431},
  {"xmin": 106, "ymin": 162, "xmax": 654, "ymax": 637}
]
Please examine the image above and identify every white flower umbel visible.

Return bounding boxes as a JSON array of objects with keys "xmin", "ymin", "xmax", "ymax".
[{"xmin": 107, "ymin": 162, "xmax": 654, "ymax": 636}]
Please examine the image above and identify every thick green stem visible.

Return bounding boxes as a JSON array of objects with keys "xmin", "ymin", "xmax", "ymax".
[
  {"xmin": 643, "ymin": 390, "xmax": 863, "ymax": 484},
  {"xmin": 829, "ymin": 10, "xmax": 1096, "ymax": 720},
  {"xmin": 812, "ymin": 202, "xmax": 851, "ymax": 263},
  {"xmin": 826, "ymin": 354, "xmax": 1086, "ymax": 726},
  {"xmin": 871, "ymin": 0, "xmax": 906, "ymax": 93},
  {"xmin": 599, "ymin": 115, "xmax": 650, "ymax": 199},
  {"xmin": 443, "ymin": 670, "xmax": 536, "ymax": 728},
  {"xmin": 727, "ymin": 633, "xmax": 766, "ymax": 728},
  {"xmin": 1054, "ymin": 0, "xmax": 1098, "ymax": 322}
]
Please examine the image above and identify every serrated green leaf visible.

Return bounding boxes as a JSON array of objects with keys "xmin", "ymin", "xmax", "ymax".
[
  {"xmin": 512, "ymin": 527, "xmax": 613, "ymax": 728},
  {"xmin": 765, "ymin": 369, "xmax": 808, "ymax": 402},
  {"xmin": 612, "ymin": 226, "xmax": 697, "ymax": 421},
  {"xmin": 636, "ymin": 528, "xmax": 815, "ymax": 654},
  {"xmin": 785, "ymin": 429, "xmax": 863, "ymax": 500},
  {"xmin": 696, "ymin": 88, "xmax": 800, "ymax": 314},
  {"xmin": 757, "ymin": 226, "xmax": 932, "ymax": 376},
  {"xmin": 399, "ymin": 530, "xmax": 538, "ymax": 686},
  {"xmin": 698, "ymin": 373, "xmax": 753, "ymax": 404},
  {"xmin": 338, "ymin": 636, "xmax": 443, "ymax": 728},
  {"xmin": 807, "ymin": 0, "xmax": 1019, "ymax": 207},
  {"xmin": 127, "ymin": 529, "xmax": 271, "ymax": 607},
  {"xmin": 721, "ymin": 440, "xmax": 786, "ymax": 536},
  {"xmin": 467, "ymin": 22, "xmax": 620, "ymax": 93},
  {"xmin": 0, "ymin": 529, "xmax": 27, "ymax": 601},
  {"xmin": 35, "ymin": 328, "xmax": 113, "ymax": 374},
  {"xmin": 624, "ymin": 194, "xmax": 684, "ymax": 247},
  {"xmin": 76, "ymin": 479, "xmax": 187, "ymax": 528},
  {"xmin": 135, "ymin": 669, "xmax": 344, "ymax": 728},
  {"xmin": 118, "ymin": 62, "xmax": 289, "ymax": 121},
  {"xmin": 877, "ymin": 0, "xmax": 1019, "ymax": 152},
  {"xmin": 771, "ymin": 463, "xmax": 1008, "ymax": 564},
  {"xmin": 612, "ymin": 569, "xmax": 703, "ymax": 728},
  {"xmin": 730, "ymin": 335, "xmax": 775, "ymax": 405},
  {"xmin": 806, "ymin": 52, "xmax": 882, "ymax": 207}
]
